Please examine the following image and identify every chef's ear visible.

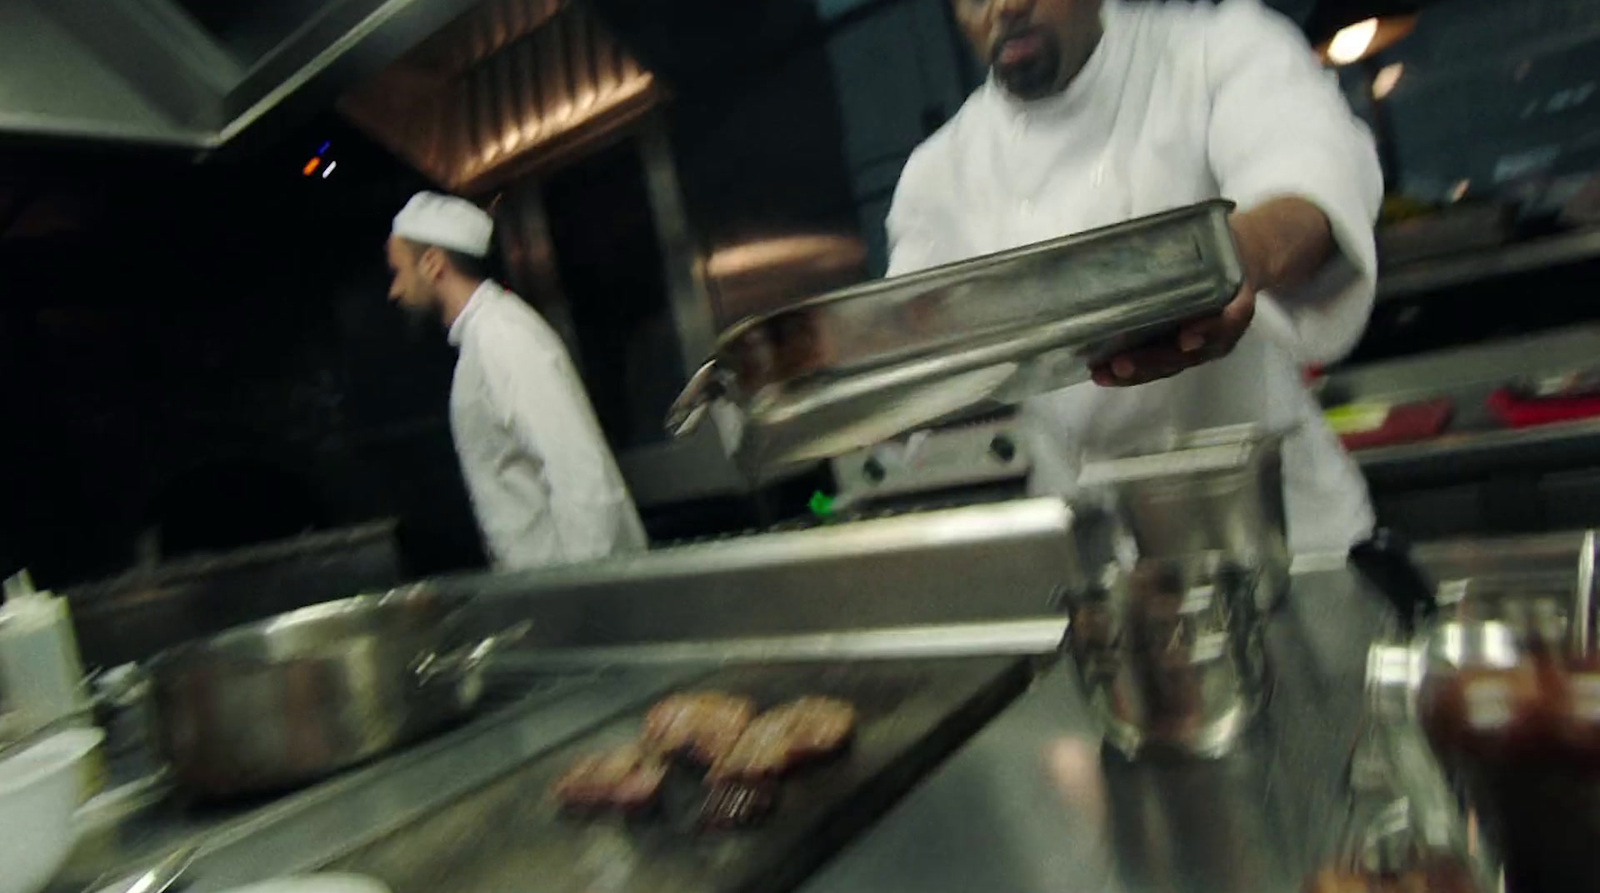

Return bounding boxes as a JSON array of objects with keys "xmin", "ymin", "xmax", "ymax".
[{"xmin": 417, "ymin": 245, "xmax": 448, "ymax": 281}]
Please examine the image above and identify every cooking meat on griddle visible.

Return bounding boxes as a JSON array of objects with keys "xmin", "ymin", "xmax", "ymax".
[
  {"xmin": 699, "ymin": 780, "xmax": 780, "ymax": 829},
  {"xmin": 710, "ymin": 696, "xmax": 858, "ymax": 782},
  {"xmin": 552, "ymin": 743, "xmax": 668, "ymax": 813},
  {"xmin": 642, "ymin": 691, "xmax": 757, "ymax": 765}
]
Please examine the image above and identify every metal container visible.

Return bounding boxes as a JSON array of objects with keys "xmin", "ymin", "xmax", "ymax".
[
  {"xmin": 667, "ymin": 201, "xmax": 1244, "ymax": 480},
  {"xmin": 1066, "ymin": 553, "xmax": 1266, "ymax": 758},
  {"xmin": 1077, "ymin": 426, "xmax": 1290, "ymax": 611},
  {"xmin": 147, "ymin": 587, "xmax": 513, "ymax": 799}
]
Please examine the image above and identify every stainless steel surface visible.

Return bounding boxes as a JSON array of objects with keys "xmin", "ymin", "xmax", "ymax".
[
  {"xmin": 65, "ymin": 519, "xmax": 404, "ymax": 669},
  {"xmin": 92, "ymin": 842, "xmax": 199, "ymax": 893},
  {"xmin": 668, "ymin": 201, "xmax": 1244, "ymax": 479},
  {"xmin": 829, "ymin": 414, "xmax": 1031, "ymax": 509},
  {"xmin": 804, "ymin": 566, "xmax": 1399, "ymax": 893},
  {"xmin": 1325, "ymin": 325, "xmax": 1600, "ymax": 538},
  {"xmin": 146, "ymin": 587, "xmax": 501, "ymax": 799},
  {"xmin": 1571, "ymin": 529, "xmax": 1597, "ymax": 656},
  {"xmin": 56, "ymin": 559, "xmax": 1499, "ymax": 893},
  {"xmin": 440, "ymin": 498, "xmax": 1081, "ymax": 650},
  {"xmin": 49, "ymin": 664, "xmax": 707, "ymax": 893},
  {"xmin": 339, "ymin": 0, "xmax": 657, "ymax": 192},
  {"xmin": 6, "ymin": 0, "xmax": 489, "ymax": 151},
  {"xmin": 1066, "ymin": 555, "xmax": 1266, "ymax": 759},
  {"xmin": 640, "ymin": 119, "xmax": 720, "ymax": 379},
  {"xmin": 493, "ymin": 617, "xmax": 1069, "ymax": 671},
  {"xmin": 1378, "ymin": 227, "xmax": 1600, "ymax": 302},
  {"xmin": 1358, "ymin": 416, "xmax": 1600, "ymax": 482},
  {"xmin": 1078, "ymin": 429, "xmax": 1290, "ymax": 609},
  {"xmin": 321, "ymin": 657, "xmax": 1036, "ymax": 893}
]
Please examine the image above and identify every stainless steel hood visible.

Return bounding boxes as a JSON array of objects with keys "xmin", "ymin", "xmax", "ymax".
[{"xmin": 0, "ymin": 0, "xmax": 492, "ymax": 152}]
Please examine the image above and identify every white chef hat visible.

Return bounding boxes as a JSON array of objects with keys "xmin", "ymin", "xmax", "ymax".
[{"xmin": 391, "ymin": 191, "xmax": 494, "ymax": 258}]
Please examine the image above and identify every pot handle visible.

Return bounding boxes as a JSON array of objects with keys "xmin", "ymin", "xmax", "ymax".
[
  {"xmin": 412, "ymin": 620, "xmax": 534, "ymax": 687},
  {"xmin": 664, "ymin": 360, "xmax": 725, "ymax": 438}
]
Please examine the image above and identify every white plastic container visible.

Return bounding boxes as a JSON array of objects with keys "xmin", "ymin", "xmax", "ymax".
[
  {"xmin": 0, "ymin": 573, "xmax": 89, "ymax": 738},
  {"xmin": 0, "ymin": 727, "xmax": 104, "ymax": 893}
]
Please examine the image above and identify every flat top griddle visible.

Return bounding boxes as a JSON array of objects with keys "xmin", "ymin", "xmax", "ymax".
[{"xmin": 325, "ymin": 657, "xmax": 1035, "ymax": 893}]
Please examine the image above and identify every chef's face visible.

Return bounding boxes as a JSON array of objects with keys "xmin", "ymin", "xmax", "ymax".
[
  {"xmin": 953, "ymin": 0, "xmax": 1103, "ymax": 101},
  {"xmin": 386, "ymin": 236, "xmax": 439, "ymax": 315}
]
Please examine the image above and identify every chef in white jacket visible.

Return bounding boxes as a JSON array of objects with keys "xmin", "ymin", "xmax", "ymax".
[
  {"xmin": 386, "ymin": 192, "xmax": 648, "ymax": 569},
  {"xmin": 888, "ymin": 0, "xmax": 1384, "ymax": 552}
]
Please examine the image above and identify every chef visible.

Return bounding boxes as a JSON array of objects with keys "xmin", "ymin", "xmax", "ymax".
[
  {"xmin": 386, "ymin": 192, "xmax": 648, "ymax": 569},
  {"xmin": 888, "ymin": 0, "xmax": 1384, "ymax": 551}
]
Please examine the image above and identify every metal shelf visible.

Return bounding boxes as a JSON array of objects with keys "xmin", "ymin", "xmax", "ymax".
[{"xmin": 1378, "ymin": 228, "xmax": 1600, "ymax": 303}]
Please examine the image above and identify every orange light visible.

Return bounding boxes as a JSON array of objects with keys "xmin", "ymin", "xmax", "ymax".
[{"xmin": 302, "ymin": 157, "xmax": 322, "ymax": 176}]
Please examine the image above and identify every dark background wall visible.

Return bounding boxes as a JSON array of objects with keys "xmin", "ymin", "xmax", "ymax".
[{"xmin": 0, "ymin": 118, "xmax": 486, "ymax": 587}]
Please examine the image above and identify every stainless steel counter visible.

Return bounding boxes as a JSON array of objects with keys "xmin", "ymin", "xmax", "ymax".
[
  {"xmin": 56, "ymin": 559, "xmax": 1404, "ymax": 893},
  {"xmin": 803, "ymin": 567, "xmax": 1389, "ymax": 893}
]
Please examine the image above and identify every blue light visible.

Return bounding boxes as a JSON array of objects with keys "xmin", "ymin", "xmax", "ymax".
[{"xmin": 318, "ymin": 140, "xmax": 331, "ymax": 155}]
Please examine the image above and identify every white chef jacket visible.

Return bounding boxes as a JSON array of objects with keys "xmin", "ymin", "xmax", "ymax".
[
  {"xmin": 447, "ymin": 281, "xmax": 648, "ymax": 570},
  {"xmin": 886, "ymin": 0, "xmax": 1384, "ymax": 553}
]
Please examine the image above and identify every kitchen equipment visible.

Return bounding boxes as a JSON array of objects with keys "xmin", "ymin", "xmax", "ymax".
[
  {"xmin": 667, "ymin": 201, "xmax": 1244, "ymax": 480},
  {"xmin": 1064, "ymin": 553, "xmax": 1267, "ymax": 758},
  {"xmin": 322, "ymin": 657, "xmax": 1034, "ymax": 893},
  {"xmin": 1077, "ymin": 426, "xmax": 1290, "ymax": 610},
  {"xmin": 1, "ymin": 571, "xmax": 90, "ymax": 744},
  {"xmin": 0, "ymin": 727, "xmax": 104, "ymax": 893},
  {"xmin": 66, "ymin": 519, "xmax": 404, "ymax": 670},
  {"xmin": 147, "ymin": 586, "xmax": 517, "ymax": 799},
  {"xmin": 827, "ymin": 412, "xmax": 1031, "ymax": 512},
  {"xmin": 492, "ymin": 617, "xmax": 1069, "ymax": 673},
  {"xmin": 216, "ymin": 876, "xmax": 391, "ymax": 893},
  {"xmin": 90, "ymin": 842, "xmax": 200, "ymax": 893},
  {"xmin": 1360, "ymin": 531, "xmax": 1600, "ymax": 893}
]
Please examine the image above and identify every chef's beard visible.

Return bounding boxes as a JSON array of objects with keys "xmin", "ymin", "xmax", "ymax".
[{"xmin": 993, "ymin": 35, "xmax": 1064, "ymax": 101}]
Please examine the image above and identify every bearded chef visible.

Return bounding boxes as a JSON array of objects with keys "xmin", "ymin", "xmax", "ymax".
[
  {"xmin": 888, "ymin": 0, "xmax": 1383, "ymax": 552},
  {"xmin": 386, "ymin": 192, "xmax": 648, "ymax": 569}
]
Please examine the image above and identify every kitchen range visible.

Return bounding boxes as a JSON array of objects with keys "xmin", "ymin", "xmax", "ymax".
[{"xmin": 12, "ymin": 493, "xmax": 1600, "ymax": 893}]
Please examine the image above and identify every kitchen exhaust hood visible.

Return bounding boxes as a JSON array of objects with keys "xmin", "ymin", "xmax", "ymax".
[{"xmin": 0, "ymin": 0, "xmax": 492, "ymax": 153}]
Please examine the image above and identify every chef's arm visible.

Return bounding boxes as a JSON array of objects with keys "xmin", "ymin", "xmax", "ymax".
[
  {"xmin": 1203, "ymin": 0, "xmax": 1383, "ymax": 362},
  {"xmin": 1096, "ymin": 2, "xmax": 1381, "ymax": 387},
  {"xmin": 1230, "ymin": 197, "xmax": 1335, "ymax": 297}
]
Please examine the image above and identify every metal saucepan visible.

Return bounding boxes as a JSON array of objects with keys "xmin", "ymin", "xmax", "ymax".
[{"xmin": 145, "ymin": 586, "xmax": 522, "ymax": 799}]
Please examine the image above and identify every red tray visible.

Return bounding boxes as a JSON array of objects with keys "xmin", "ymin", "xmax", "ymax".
[
  {"xmin": 1340, "ymin": 398, "xmax": 1456, "ymax": 452},
  {"xmin": 1488, "ymin": 388, "xmax": 1600, "ymax": 429}
]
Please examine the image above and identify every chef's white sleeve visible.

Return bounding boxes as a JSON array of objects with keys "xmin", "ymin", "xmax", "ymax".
[
  {"xmin": 885, "ymin": 147, "xmax": 950, "ymax": 277},
  {"xmin": 479, "ymin": 328, "xmax": 634, "ymax": 563},
  {"xmin": 1204, "ymin": 0, "xmax": 1384, "ymax": 366}
]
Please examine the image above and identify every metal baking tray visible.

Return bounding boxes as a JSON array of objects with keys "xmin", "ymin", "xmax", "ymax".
[{"xmin": 667, "ymin": 200, "xmax": 1244, "ymax": 481}]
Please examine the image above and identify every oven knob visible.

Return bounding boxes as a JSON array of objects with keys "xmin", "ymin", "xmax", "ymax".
[
  {"xmin": 990, "ymin": 434, "xmax": 1017, "ymax": 463},
  {"xmin": 863, "ymin": 457, "xmax": 887, "ymax": 483}
]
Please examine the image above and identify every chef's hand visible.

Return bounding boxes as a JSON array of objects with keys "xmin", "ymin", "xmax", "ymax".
[
  {"xmin": 1090, "ymin": 280, "xmax": 1257, "ymax": 388},
  {"xmin": 1090, "ymin": 198, "xmax": 1332, "ymax": 389}
]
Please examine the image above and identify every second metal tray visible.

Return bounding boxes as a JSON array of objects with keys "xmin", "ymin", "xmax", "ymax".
[{"xmin": 668, "ymin": 200, "xmax": 1244, "ymax": 480}]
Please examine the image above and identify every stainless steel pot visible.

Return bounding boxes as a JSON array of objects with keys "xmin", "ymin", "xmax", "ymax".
[
  {"xmin": 1067, "ymin": 553, "xmax": 1267, "ymax": 758},
  {"xmin": 146, "ymin": 586, "xmax": 517, "ymax": 799}
]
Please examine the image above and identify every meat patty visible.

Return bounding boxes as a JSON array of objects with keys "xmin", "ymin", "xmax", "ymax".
[
  {"xmin": 699, "ymin": 780, "xmax": 779, "ymax": 829},
  {"xmin": 642, "ymin": 691, "xmax": 757, "ymax": 765},
  {"xmin": 552, "ymin": 744, "xmax": 668, "ymax": 813},
  {"xmin": 709, "ymin": 696, "xmax": 857, "ymax": 781}
]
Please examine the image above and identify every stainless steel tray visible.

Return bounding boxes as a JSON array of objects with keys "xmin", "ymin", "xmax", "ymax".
[{"xmin": 667, "ymin": 200, "xmax": 1244, "ymax": 480}]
